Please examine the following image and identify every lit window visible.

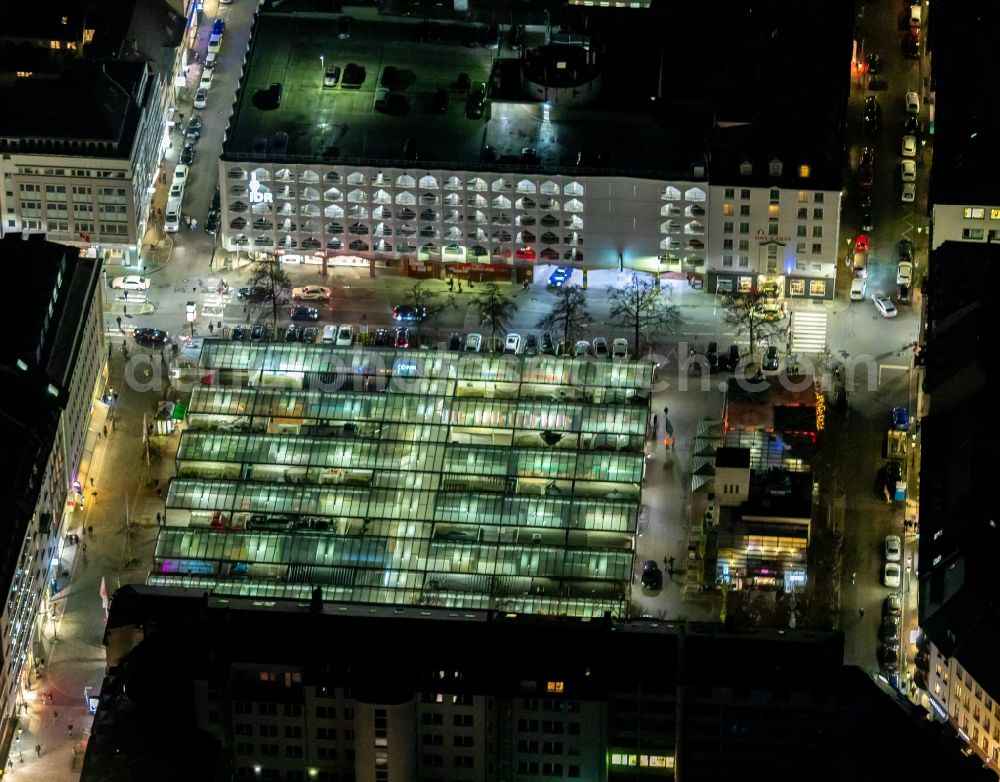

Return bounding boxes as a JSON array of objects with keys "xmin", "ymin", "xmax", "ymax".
[
  {"xmin": 546, "ymin": 681, "xmax": 564, "ymax": 693},
  {"xmin": 768, "ymin": 204, "xmax": 779, "ymax": 217},
  {"xmin": 798, "ymin": 165, "xmax": 810, "ymax": 178}
]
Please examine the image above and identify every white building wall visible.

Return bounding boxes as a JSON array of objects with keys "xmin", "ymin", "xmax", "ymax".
[{"xmin": 931, "ymin": 203, "xmax": 1000, "ymax": 250}]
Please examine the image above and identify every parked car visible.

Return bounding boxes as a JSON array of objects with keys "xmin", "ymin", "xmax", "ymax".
[
  {"xmin": 231, "ymin": 326, "xmax": 249, "ymax": 341},
  {"xmin": 337, "ymin": 15, "xmax": 352, "ymax": 39},
  {"xmin": 872, "ymin": 294, "xmax": 897, "ymax": 318},
  {"xmin": 250, "ymin": 323, "xmax": 267, "ymax": 341},
  {"xmin": 336, "ymin": 325, "xmax": 353, "ymax": 346},
  {"xmin": 900, "ymin": 159, "xmax": 917, "ymax": 182},
  {"xmin": 859, "ymin": 202, "xmax": 874, "ymax": 232},
  {"xmin": 884, "ymin": 593, "xmax": 902, "ymax": 617},
  {"xmin": 301, "ymin": 327, "xmax": 318, "ymax": 343},
  {"xmin": 883, "ymin": 562, "xmax": 902, "ymax": 588},
  {"xmin": 374, "ymin": 87, "xmax": 390, "ymax": 111},
  {"xmin": 641, "ymin": 560, "xmax": 663, "ymax": 590},
  {"xmin": 593, "ymin": 337, "xmax": 609, "ymax": 359},
  {"xmin": 292, "ymin": 285, "xmax": 331, "ymax": 300},
  {"xmin": 372, "ymin": 328, "xmax": 391, "ymax": 346},
  {"xmin": 172, "ymin": 164, "xmax": 189, "ymax": 186},
  {"xmin": 204, "ymin": 52, "xmax": 218, "ymax": 70},
  {"xmin": 885, "ymin": 534, "xmax": 902, "ymax": 562},
  {"xmin": 133, "ymin": 328, "xmax": 169, "ymax": 348},
  {"xmin": 902, "ymin": 134, "xmax": 917, "ymax": 158},
  {"xmin": 763, "ymin": 345, "xmax": 780, "ymax": 371},
  {"xmin": 881, "ymin": 615, "xmax": 901, "ymax": 643},
  {"xmin": 891, "ymin": 406, "xmax": 910, "ymax": 431},
  {"xmin": 112, "ymin": 275, "xmax": 150, "ymax": 291},
  {"xmin": 179, "ymin": 143, "xmax": 196, "ymax": 165},
  {"xmin": 896, "ymin": 261, "xmax": 913, "ymax": 287},
  {"xmin": 863, "ymin": 96, "xmax": 880, "ymax": 133},
  {"xmin": 540, "ymin": 333, "xmax": 555, "ymax": 355},
  {"xmin": 394, "ymin": 328, "xmax": 414, "ymax": 348},
  {"xmin": 504, "ymin": 333, "xmax": 521, "ymax": 354},
  {"xmin": 898, "ymin": 239, "xmax": 914, "ymax": 264},
  {"xmin": 290, "ymin": 305, "xmax": 319, "ymax": 321},
  {"xmin": 905, "ymin": 91, "xmax": 920, "ymax": 114},
  {"xmin": 204, "ymin": 210, "xmax": 220, "ymax": 234},
  {"xmin": 464, "ymin": 333, "xmax": 483, "ymax": 352},
  {"xmin": 726, "ymin": 344, "xmax": 741, "ymax": 370},
  {"xmin": 169, "ymin": 182, "xmax": 184, "ymax": 199},
  {"xmin": 850, "ymin": 277, "xmax": 867, "ymax": 301},
  {"xmin": 612, "ymin": 338, "xmax": 630, "ymax": 360},
  {"xmin": 199, "ymin": 69, "xmax": 214, "ymax": 91},
  {"xmin": 574, "ymin": 340, "xmax": 590, "ymax": 357},
  {"xmin": 284, "ymin": 324, "xmax": 302, "ymax": 342},
  {"xmin": 211, "ymin": 18, "xmax": 225, "ymax": 35},
  {"xmin": 323, "ymin": 65, "xmax": 341, "ymax": 87},
  {"xmin": 185, "ymin": 121, "xmax": 202, "ymax": 141},
  {"xmin": 523, "ymin": 334, "xmax": 539, "ymax": 356},
  {"xmin": 901, "ymin": 182, "xmax": 916, "ymax": 203},
  {"xmin": 465, "ymin": 82, "xmax": 487, "ymax": 119},
  {"xmin": 448, "ymin": 332, "xmax": 464, "ymax": 351},
  {"xmin": 322, "ymin": 325, "xmax": 337, "ymax": 343}
]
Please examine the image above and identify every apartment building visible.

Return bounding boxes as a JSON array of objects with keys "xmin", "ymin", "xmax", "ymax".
[
  {"xmin": 0, "ymin": 1, "xmax": 187, "ymax": 264},
  {"xmin": 0, "ymin": 235, "xmax": 105, "ymax": 750},
  {"xmin": 918, "ymin": 242, "xmax": 1000, "ymax": 772}
]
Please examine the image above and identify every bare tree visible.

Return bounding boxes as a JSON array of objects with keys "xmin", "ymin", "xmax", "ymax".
[
  {"xmin": 471, "ymin": 283, "xmax": 518, "ymax": 352},
  {"xmin": 720, "ymin": 288, "xmax": 785, "ymax": 364},
  {"xmin": 607, "ymin": 273, "xmax": 682, "ymax": 354},
  {"xmin": 247, "ymin": 256, "xmax": 292, "ymax": 333},
  {"xmin": 536, "ymin": 285, "xmax": 590, "ymax": 350},
  {"xmin": 399, "ymin": 280, "xmax": 452, "ymax": 345}
]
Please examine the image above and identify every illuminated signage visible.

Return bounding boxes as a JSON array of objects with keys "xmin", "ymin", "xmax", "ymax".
[
  {"xmin": 815, "ymin": 390, "xmax": 826, "ymax": 431},
  {"xmin": 248, "ymin": 171, "xmax": 273, "ymax": 204},
  {"xmin": 963, "ymin": 207, "xmax": 985, "ymax": 219}
]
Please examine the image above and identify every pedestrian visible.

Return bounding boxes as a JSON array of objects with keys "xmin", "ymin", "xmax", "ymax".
[
  {"xmin": 89, "ymin": 477, "xmax": 94, "ymax": 487},
  {"xmin": 103, "ymin": 425, "xmax": 108, "ymax": 437},
  {"xmin": 82, "ymin": 542, "xmax": 87, "ymax": 553},
  {"xmin": 36, "ymin": 744, "xmax": 41, "ymax": 758},
  {"xmin": 156, "ymin": 486, "xmax": 162, "ymax": 498},
  {"xmin": 54, "ymin": 710, "xmax": 58, "ymax": 719},
  {"xmin": 663, "ymin": 406, "xmax": 669, "ymax": 416},
  {"xmin": 67, "ymin": 723, "xmax": 73, "ymax": 736},
  {"xmin": 116, "ymin": 315, "xmax": 122, "ymax": 330},
  {"xmin": 156, "ymin": 511, "xmax": 162, "ymax": 525},
  {"xmin": 858, "ymin": 608, "xmax": 865, "ymax": 619},
  {"xmin": 457, "ymin": 281, "xmax": 463, "ymax": 293},
  {"xmin": 652, "ymin": 414, "xmax": 658, "ymax": 429},
  {"xmin": 208, "ymin": 322, "xmax": 214, "ymax": 334},
  {"xmin": 88, "ymin": 525, "xmax": 93, "ymax": 537},
  {"xmin": 668, "ymin": 555, "xmax": 675, "ymax": 569},
  {"xmin": 123, "ymin": 290, "xmax": 128, "ymax": 301}
]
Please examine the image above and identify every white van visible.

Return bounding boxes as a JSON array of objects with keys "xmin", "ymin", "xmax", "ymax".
[
  {"xmin": 909, "ymin": 4, "xmax": 922, "ymax": 28},
  {"xmin": 208, "ymin": 33, "xmax": 222, "ymax": 54}
]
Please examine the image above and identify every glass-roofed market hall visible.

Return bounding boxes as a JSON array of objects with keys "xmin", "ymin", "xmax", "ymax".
[{"xmin": 150, "ymin": 343, "xmax": 653, "ymax": 617}]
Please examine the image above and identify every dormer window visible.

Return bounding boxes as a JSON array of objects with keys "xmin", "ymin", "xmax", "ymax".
[
  {"xmin": 798, "ymin": 164, "xmax": 811, "ymax": 178},
  {"xmin": 769, "ymin": 159, "xmax": 783, "ymax": 177},
  {"xmin": 740, "ymin": 161, "xmax": 753, "ymax": 177}
]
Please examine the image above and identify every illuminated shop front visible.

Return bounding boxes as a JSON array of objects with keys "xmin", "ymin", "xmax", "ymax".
[{"xmin": 150, "ymin": 346, "xmax": 653, "ymax": 618}]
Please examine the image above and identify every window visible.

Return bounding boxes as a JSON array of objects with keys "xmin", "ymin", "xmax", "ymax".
[
  {"xmin": 739, "ymin": 205, "xmax": 750, "ymax": 217},
  {"xmin": 737, "ymin": 256, "xmax": 749, "ymax": 268},
  {"xmin": 722, "ymin": 255, "xmax": 734, "ymax": 267},
  {"xmin": 809, "ymin": 279, "xmax": 827, "ymax": 296},
  {"xmin": 813, "ymin": 208, "xmax": 824, "ymax": 220},
  {"xmin": 546, "ymin": 682, "xmax": 564, "ymax": 694},
  {"xmin": 812, "ymin": 226, "xmax": 823, "ymax": 238},
  {"xmin": 811, "ymin": 243, "xmax": 822, "ymax": 254},
  {"xmin": 723, "ymin": 221, "xmax": 734, "ymax": 233},
  {"xmin": 768, "ymin": 222, "xmax": 779, "ymax": 235},
  {"xmin": 798, "ymin": 165, "xmax": 810, "ymax": 178},
  {"xmin": 796, "ymin": 242, "xmax": 806, "ymax": 254},
  {"xmin": 814, "ymin": 193, "xmax": 824, "ymax": 203},
  {"xmin": 768, "ymin": 204, "xmax": 779, "ymax": 217},
  {"xmin": 797, "ymin": 208, "xmax": 807, "ymax": 219},
  {"xmin": 724, "ymin": 188, "xmax": 735, "ymax": 199},
  {"xmin": 963, "ymin": 207, "xmax": 986, "ymax": 219},
  {"xmin": 739, "ymin": 222, "xmax": 750, "ymax": 234},
  {"xmin": 740, "ymin": 162, "xmax": 752, "ymax": 176},
  {"xmin": 769, "ymin": 160, "xmax": 783, "ymax": 176},
  {"xmin": 795, "ymin": 260, "xmax": 806, "ymax": 271},
  {"xmin": 738, "ymin": 240, "xmax": 749, "ymax": 251},
  {"xmin": 723, "ymin": 239, "xmax": 733, "ymax": 250},
  {"xmin": 722, "ymin": 203, "xmax": 734, "ymax": 216},
  {"xmin": 769, "ymin": 189, "xmax": 780, "ymax": 202},
  {"xmin": 962, "ymin": 228, "xmax": 985, "ymax": 240},
  {"xmin": 797, "ymin": 225, "xmax": 807, "ymax": 237}
]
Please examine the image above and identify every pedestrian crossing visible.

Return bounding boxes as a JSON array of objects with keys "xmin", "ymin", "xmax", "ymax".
[{"xmin": 791, "ymin": 310, "xmax": 828, "ymax": 355}]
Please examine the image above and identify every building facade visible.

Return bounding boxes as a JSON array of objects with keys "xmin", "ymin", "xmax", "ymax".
[{"xmin": 0, "ymin": 237, "xmax": 106, "ymax": 750}]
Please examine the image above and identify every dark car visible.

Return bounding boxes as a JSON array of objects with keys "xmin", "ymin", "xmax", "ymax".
[
  {"xmin": 898, "ymin": 239, "xmax": 914, "ymax": 264},
  {"xmin": 726, "ymin": 344, "xmax": 741, "ymax": 370},
  {"xmin": 432, "ymin": 88, "xmax": 448, "ymax": 114},
  {"xmin": 763, "ymin": 345, "xmax": 780, "ymax": 371},
  {"xmin": 448, "ymin": 332, "xmax": 463, "ymax": 351},
  {"xmin": 231, "ymin": 326, "xmax": 249, "ymax": 341},
  {"xmin": 392, "ymin": 304, "xmax": 428, "ymax": 322},
  {"xmin": 898, "ymin": 284, "xmax": 910, "ymax": 304},
  {"xmin": 337, "ymin": 15, "xmax": 352, "ymax": 39},
  {"xmin": 380, "ymin": 66, "xmax": 396, "ymax": 89},
  {"xmin": 236, "ymin": 286, "xmax": 271, "ymax": 303},
  {"xmin": 881, "ymin": 615, "xmax": 901, "ymax": 643},
  {"xmin": 878, "ymin": 643, "xmax": 900, "ymax": 670},
  {"xmin": 204, "ymin": 210, "xmax": 220, "ymax": 234},
  {"xmin": 524, "ymin": 334, "xmax": 539, "ymax": 356},
  {"xmin": 863, "ymin": 96, "xmax": 881, "ymax": 133},
  {"xmin": 884, "ymin": 460, "xmax": 904, "ymax": 495},
  {"xmin": 342, "ymin": 63, "xmax": 366, "ymax": 88},
  {"xmin": 290, "ymin": 305, "xmax": 319, "ymax": 321},
  {"xmin": 185, "ymin": 122, "xmax": 202, "ymax": 141},
  {"xmin": 891, "ymin": 406, "xmax": 910, "ymax": 430},
  {"xmin": 866, "ymin": 52, "xmax": 881, "ymax": 74},
  {"xmin": 902, "ymin": 113, "xmax": 919, "ymax": 136},
  {"xmin": 641, "ymin": 560, "xmax": 663, "ymax": 590},
  {"xmin": 884, "ymin": 593, "xmax": 902, "ymax": 617},
  {"xmin": 212, "ymin": 18, "xmax": 225, "ymax": 35},
  {"xmin": 540, "ymin": 333, "xmax": 555, "ymax": 355},
  {"xmin": 902, "ymin": 31, "xmax": 921, "ymax": 58},
  {"xmin": 372, "ymin": 328, "xmax": 391, "ymax": 347},
  {"xmin": 180, "ymin": 143, "xmax": 196, "ymax": 165},
  {"xmin": 706, "ymin": 341, "xmax": 719, "ymax": 370},
  {"xmin": 301, "ymin": 327, "xmax": 319, "ymax": 343},
  {"xmin": 284, "ymin": 324, "xmax": 303, "ymax": 342},
  {"xmin": 465, "ymin": 82, "xmax": 487, "ymax": 119},
  {"xmin": 134, "ymin": 328, "xmax": 169, "ymax": 348},
  {"xmin": 394, "ymin": 328, "xmax": 414, "ymax": 348},
  {"xmin": 548, "ymin": 266, "xmax": 572, "ymax": 287},
  {"xmin": 250, "ymin": 323, "xmax": 267, "ymax": 341},
  {"xmin": 859, "ymin": 202, "xmax": 874, "ymax": 232},
  {"xmin": 267, "ymin": 82, "xmax": 283, "ymax": 108}
]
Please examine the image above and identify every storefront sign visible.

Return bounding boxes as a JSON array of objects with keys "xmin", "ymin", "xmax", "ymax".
[
  {"xmin": 451, "ymin": 263, "xmax": 510, "ymax": 273},
  {"xmin": 248, "ymin": 172, "xmax": 273, "ymax": 205},
  {"xmin": 814, "ymin": 389, "xmax": 826, "ymax": 431}
]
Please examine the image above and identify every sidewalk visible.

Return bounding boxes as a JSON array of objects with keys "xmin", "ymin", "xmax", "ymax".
[{"xmin": 12, "ymin": 350, "xmax": 164, "ymax": 781}]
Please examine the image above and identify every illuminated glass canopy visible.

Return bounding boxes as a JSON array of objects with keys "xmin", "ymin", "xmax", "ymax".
[{"xmin": 151, "ymin": 345, "xmax": 652, "ymax": 617}]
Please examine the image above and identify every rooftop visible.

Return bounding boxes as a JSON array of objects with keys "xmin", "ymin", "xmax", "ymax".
[{"xmin": 928, "ymin": 0, "xmax": 1000, "ymax": 204}]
